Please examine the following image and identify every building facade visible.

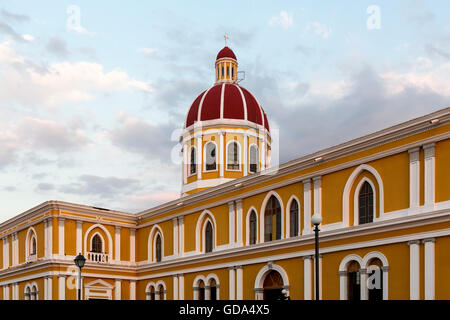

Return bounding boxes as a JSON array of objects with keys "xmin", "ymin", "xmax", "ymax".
[{"xmin": 0, "ymin": 46, "xmax": 449, "ymax": 300}]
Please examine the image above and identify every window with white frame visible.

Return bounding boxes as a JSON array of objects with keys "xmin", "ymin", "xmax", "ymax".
[
  {"xmin": 249, "ymin": 145, "xmax": 259, "ymax": 173},
  {"xmin": 289, "ymin": 199, "xmax": 299, "ymax": 237},
  {"xmin": 205, "ymin": 142, "xmax": 217, "ymax": 171},
  {"xmin": 359, "ymin": 181, "xmax": 374, "ymax": 224},
  {"xmin": 205, "ymin": 221, "xmax": 214, "ymax": 253},
  {"xmin": 190, "ymin": 146, "xmax": 197, "ymax": 175},
  {"xmin": 249, "ymin": 210, "xmax": 257, "ymax": 245},
  {"xmin": 227, "ymin": 141, "xmax": 240, "ymax": 170}
]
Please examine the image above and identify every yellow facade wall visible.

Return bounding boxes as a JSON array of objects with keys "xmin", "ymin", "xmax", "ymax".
[
  {"xmin": 436, "ymin": 139, "xmax": 450, "ymax": 203},
  {"xmin": 436, "ymin": 236, "xmax": 450, "ymax": 299}
]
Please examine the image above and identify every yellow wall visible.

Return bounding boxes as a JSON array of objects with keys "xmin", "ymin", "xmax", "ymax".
[{"xmin": 436, "ymin": 139, "xmax": 450, "ymax": 203}]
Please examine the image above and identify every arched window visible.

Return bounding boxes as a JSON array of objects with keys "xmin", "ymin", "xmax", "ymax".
[
  {"xmin": 359, "ymin": 181, "xmax": 374, "ymax": 224},
  {"xmin": 221, "ymin": 66, "xmax": 224, "ymax": 77},
  {"xmin": 198, "ymin": 280, "xmax": 205, "ymax": 300},
  {"xmin": 249, "ymin": 145, "xmax": 259, "ymax": 173},
  {"xmin": 25, "ymin": 286, "xmax": 31, "ymax": 300},
  {"xmin": 263, "ymin": 270, "xmax": 284, "ymax": 301},
  {"xmin": 249, "ymin": 210, "xmax": 257, "ymax": 245},
  {"xmin": 227, "ymin": 141, "xmax": 240, "ymax": 170},
  {"xmin": 209, "ymin": 278, "xmax": 217, "ymax": 301},
  {"xmin": 368, "ymin": 258, "xmax": 383, "ymax": 301},
  {"xmin": 31, "ymin": 285, "xmax": 38, "ymax": 300},
  {"xmin": 146, "ymin": 285, "xmax": 155, "ymax": 300},
  {"xmin": 347, "ymin": 261, "xmax": 361, "ymax": 301},
  {"xmin": 31, "ymin": 236, "xmax": 37, "ymax": 255},
  {"xmin": 205, "ymin": 142, "xmax": 216, "ymax": 171},
  {"xmin": 190, "ymin": 147, "xmax": 197, "ymax": 175},
  {"xmin": 158, "ymin": 284, "xmax": 165, "ymax": 300},
  {"xmin": 264, "ymin": 196, "xmax": 282, "ymax": 242},
  {"xmin": 91, "ymin": 234, "xmax": 102, "ymax": 253},
  {"xmin": 205, "ymin": 221, "xmax": 213, "ymax": 253},
  {"xmin": 289, "ymin": 199, "xmax": 299, "ymax": 237},
  {"xmin": 155, "ymin": 234, "xmax": 162, "ymax": 262}
]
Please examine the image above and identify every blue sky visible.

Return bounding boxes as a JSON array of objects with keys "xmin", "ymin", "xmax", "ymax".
[{"xmin": 0, "ymin": 0, "xmax": 449, "ymax": 220}]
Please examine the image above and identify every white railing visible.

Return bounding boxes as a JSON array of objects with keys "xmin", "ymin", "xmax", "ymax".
[{"xmin": 87, "ymin": 252, "xmax": 110, "ymax": 263}]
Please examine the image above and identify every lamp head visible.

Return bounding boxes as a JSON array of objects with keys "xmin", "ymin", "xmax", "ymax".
[
  {"xmin": 311, "ymin": 213, "xmax": 322, "ymax": 226},
  {"xmin": 74, "ymin": 253, "xmax": 86, "ymax": 268}
]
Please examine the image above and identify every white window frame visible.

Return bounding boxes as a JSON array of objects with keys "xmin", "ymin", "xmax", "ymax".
[{"xmin": 226, "ymin": 140, "xmax": 242, "ymax": 172}]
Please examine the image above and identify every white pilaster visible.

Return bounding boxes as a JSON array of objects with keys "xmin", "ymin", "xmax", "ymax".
[
  {"xmin": 219, "ymin": 131, "xmax": 225, "ymax": 177},
  {"xmin": 58, "ymin": 217, "xmax": 65, "ymax": 256},
  {"xmin": 235, "ymin": 200, "xmax": 243, "ymax": 247},
  {"xmin": 115, "ymin": 226, "xmax": 121, "ymax": 262},
  {"xmin": 229, "ymin": 267, "xmax": 236, "ymax": 300},
  {"xmin": 173, "ymin": 275, "xmax": 179, "ymax": 300},
  {"xmin": 76, "ymin": 220, "xmax": 82, "ymax": 255},
  {"xmin": 360, "ymin": 269, "xmax": 368, "ymax": 300},
  {"xmin": 2, "ymin": 237, "xmax": 9, "ymax": 269},
  {"xmin": 178, "ymin": 216, "xmax": 184, "ymax": 256},
  {"xmin": 47, "ymin": 276, "xmax": 53, "ymax": 300},
  {"xmin": 236, "ymin": 266, "xmax": 243, "ymax": 300},
  {"xmin": 408, "ymin": 240, "xmax": 420, "ymax": 300},
  {"xmin": 44, "ymin": 219, "xmax": 48, "ymax": 258},
  {"xmin": 115, "ymin": 279, "xmax": 122, "ymax": 300},
  {"xmin": 303, "ymin": 255, "xmax": 312, "ymax": 300},
  {"xmin": 339, "ymin": 271, "xmax": 347, "ymax": 300},
  {"xmin": 47, "ymin": 218, "xmax": 53, "ymax": 256},
  {"xmin": 313, "ymin": 176, "xmax": 322, "ymax": 218},
  {"xmin": 12, "ymin": 233, "xmax": 18, "ymax": 266},
  {"xmin": 303, "ymin": 179, "xmax": 312, "ymax": 235},
  {"xmin": 173, "ymin": 218, "xmax": 179, "ymax": 256},
  {"xmin": 423, "ymin": 143, "xmax": 435, "ymax": 207},
  {"xmin": 196, "ymin": 134, "xmax": 202, "ymax": 180},
  {"xmin": 3, "ymin": 285, "xmax": 9, "ymax": 300},
  {"xmin": 179, "ymin": 274, "xmax": 184, "ymax": 300},
  {"xmin": 408, "ymin": 147, "xmax": 420, "ymax": 211},
  {"xmin": 423, "ymin": 238, "xmax": 435, "ymax": 300},
  {"xmin": 130, "ymin": 280, "xmax": 136, "ymax": 300},
  {"xmin": 228, "ymin": 201, "xmax": 235, "ymax": 245},
  {"xmin": 58, "ymin": 275, "xmax": 66, "ymax": 300},
  {"xmin": 130, "ymin": 228, "xmax": 136, "ymax": 263},
  {"xmin": 243, "ymin": 133, "xmax": 248, "ymax": 176}
]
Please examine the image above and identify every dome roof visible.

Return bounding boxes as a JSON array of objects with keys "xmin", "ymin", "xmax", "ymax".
[
  {"xmin": 216, "ymin": 46, "xmax": 237, "ymax": 60},
  {"xmin": 185, "ymin": 83, "xmax": 270, "ymax": 131}
]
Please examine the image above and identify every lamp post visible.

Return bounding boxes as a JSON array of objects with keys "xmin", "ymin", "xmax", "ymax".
[
  {"xmin": 311, "ymin": 213, "xmax": 322, "ymax": 300},
  {"xmin": 74, "ymin": 253, "xmax": 86, "ymax": 301}
]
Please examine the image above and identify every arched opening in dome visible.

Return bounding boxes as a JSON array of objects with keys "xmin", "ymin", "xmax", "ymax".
[
  {"xmin": 190, "ymin": 146, "xmax": 197, "ymax": 175},
  {"xmin": 205, "ymin": 142, "xmax": 217, "ymax": 171},
  {"xmin": 249, "ymin": 144, "xmax": 259, "ymax": 173},
  {"xmin": 227, "ymin": 141, "xmax": 240, "ymax": 171}
]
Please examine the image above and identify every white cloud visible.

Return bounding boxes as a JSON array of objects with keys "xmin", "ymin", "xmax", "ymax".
[
  {"xmin": 306, "ymin": 22, "xmax": 332, "ymax": 39},
  {"xmin": 0, "ymin": 41, "xmax": 153, "ymax": 107},
  {"xmin": 269, "ymin": 11, "xmax": 294, "ymax": 29},
  {"xmin": 138, "ymin": 47, "xmax": 157, "ymax": 55},
  {"xmin": 22, "ymin": 34, "xmax": 34, "ymax": 41}
]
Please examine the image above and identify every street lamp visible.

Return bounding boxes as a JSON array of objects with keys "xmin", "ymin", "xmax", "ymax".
[
  {"xmin": 74, "ymin": 253, "xmax": 86, "ymax": 301},
  {"xmin": 311, "ymin": 213, "xmax": 322, "ymax": 301}
]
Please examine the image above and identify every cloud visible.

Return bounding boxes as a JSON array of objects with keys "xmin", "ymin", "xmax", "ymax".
[
  {"xmin": 59, "ymin": 175, "xmax": 141, "ymax": 198},
  {"xmin": 0, "ymin": 21, "xmax": 28, "ymax": 42},
  {"xmin": 0, "ymin": 41, "xmax": 153, "ymax": 107},
  {"xmin": 36, "ymin": 183, "xmax": 55, "ymax": 191},
  {"xmin": 1, "ymin": 9, "xmax": 30, "ymax": 23},
  {"xmin": 306, "ymin": 22, "xmax": 332, "ymax": 39},
  {"xmin": 46, "ymin": 37, "xmax": 70, "ymax": 57},
  {"xmin": 139, "ymin": 48, "xmax": 157, "ymax": 55},
  {"xmin": 269, "ymin": 11, "xmax": 294, "ymax": 29}
]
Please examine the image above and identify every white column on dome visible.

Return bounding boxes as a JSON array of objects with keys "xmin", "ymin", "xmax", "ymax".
[
  {"xmin": 196, "ymin": 133, "xmax": 202, "ymax": 180},
  {"xmin": 243, "ymin": 133, "xmax": 248, "ymax": 176},
  {"xmin": 219, "ymin": 131, "xmax": 225, "ymax": 178}
]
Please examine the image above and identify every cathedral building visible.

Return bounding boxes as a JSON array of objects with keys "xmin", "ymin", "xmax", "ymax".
[{"xmin": 0, "ymin": 45, "xmax": 449, "ymax": 301}]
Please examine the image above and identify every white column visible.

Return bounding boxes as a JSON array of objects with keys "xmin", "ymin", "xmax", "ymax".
[
  {"xmin": 115, "ymin": 279, "xmax": 122, "ymax": 300},
  {"xmin": 173, "ymin": 275, "xmax": 179, "ymax": 300},
  {"xmin": 130, "ymin": 280, "xmax": 136, "ymax": 300},
  {"xmin": 381, "ymin": 266, "xmax": 389, "ymax": 300},
  {"xmin": 423, "ymin": 143, "xmax": 435, "ymax": 207},
  {"xmin": 423, "ymin": 238, "xmax": 435, "ymax": 300},
  {"xmin": 303, "ymin": 179, "xmax": 312, "ymax": 235},
  {"xmin": 76, "ymin": 220, "xmax": 82, "ymax": 255},
  {"xmin": 47, "ymin": 218, "xmax": 53, "ymax": 256},
  {"xmin": 229, "ymin": 267, "xmax": 236, "ymax": 300},
  {"xmin": 360, "ymin": 268, "xmax": 368, "ymax": 300},
  {"xmin": 44, "ymin": 219, "xmax": 48, "ymax": 258},
  {"xmin": 58, "ymin": 218, "xmax": 65, "ymax": 256},
  {"xmin": 196, "ymin": 134, "xmax": 202, "ymax": 180},
  {"xmin": 12, "ymin": 233, "xmax": 18, "ymax": 266},
  {"xmin": 58, "ymin": 275, "xmax": 66, "ymax": 300},
  {"xmin": 228, "ymin": 201, "xmax": 235, "ymax": 245},
  {"xmin": 339, "ymin": 271, "xmax": 347, "ymax": 300},
  {"xmin": 178, "ymin": 216, "xmax": 184, "ymax": 256},
  {"xmin": 3, "ymin": 285, "xmax": 10, "ymax": 300},
  {"xmin": 219, "ymin": 131, "xmax": 225, "ymax": 178},
  {"xmin": 115, "ymin": 226, "xmax": 121, "ymax": 262},
  {"xmin": 179, "ymin": 274, "xmax": 184, "ymax": 300},
  {"xmin": 173, "ymin": 218, "xmax": 179, "ymax": 256},
  {"xmin": 130, "ymin": 228, "xmax": 136, "ymax": 263},
  {"xmin": 44, "ymin": 276, "xmax": 48, "ymax": 300},
  {"xmin": 243, "ymin": 133, "xmax": 248, "ymax": 176},
  {"xmin": 2, "ymin": 237, "xmax": 9, "ymax": 268},
  {"xmin": 303, "ymin": 255, "xmax": 312, "ymax": 300},
  {"xmin": 313, "ymin": 176, "xmax": 322, "ymax": 218},
  {"xmin": 408, "ymin": 147, "xmax": 420, "ymax": 211},
  {"xmin": 236, "ymin": 266, "xmax": 243, "ymax": 300},
  {"xmin": 408, "ymin": 240, "xmax": 420, "ymax": 300},
  {"xmin": 235, "ymin": 200, "xmax": 243, "ymax": 247},
  {"xmin": 47, "ymin": 276, "xmax": 53, "ymax": 300}
]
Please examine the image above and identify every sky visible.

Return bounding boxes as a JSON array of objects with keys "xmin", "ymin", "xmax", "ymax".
[{"xmin": 0, "ymin": 0, "xmax": 449, "ymax": 221}]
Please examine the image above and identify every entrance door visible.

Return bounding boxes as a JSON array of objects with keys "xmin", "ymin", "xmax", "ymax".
[
  {"xmin": 347, "ymin": 261, "xmax": 361, "ymax": 301},
  {"xmin": 263, "ymin": 270, "xmax": 284, "ymax": 301}
]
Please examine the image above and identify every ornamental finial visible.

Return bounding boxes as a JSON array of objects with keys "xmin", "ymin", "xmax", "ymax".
[{"xmin": 224, "ymin": 33, "xmax": 229, "ymax": 46}]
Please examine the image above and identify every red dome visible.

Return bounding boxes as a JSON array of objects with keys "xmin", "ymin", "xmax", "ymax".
[
  {"xmin": 185, "ymin": 83, "xmax": 269, "ymax": 131},
  {"xmin": 216, "ymin": 46, "xmax": 237, "ymax": 60}
]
